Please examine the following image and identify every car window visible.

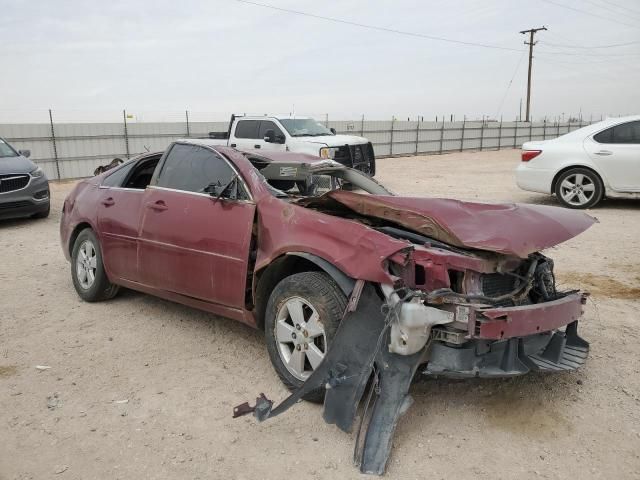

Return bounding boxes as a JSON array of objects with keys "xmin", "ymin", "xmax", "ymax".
[
  {"xmin": 594, "ymin": 121, "xmax": 640, "ymax": 144},
  {"xmin": 258, "ymin": 121, "xmax": 284, "ymax": 139},
  {"xmin": 102, "ymin": 162, "xmax": 136, "ymax": 187},
  {"xmin": 0, "ymin": 138, "xmax": 18, "ymax": 158},
  {"xmin": 156, "ymin": 144, "xmax": 239, "ymax": 194},
  {"xmin": 593, "ymin": 127, "xmax": 613, "ymax": 144},
  {"xmin": 612, "ymin": 121, "xmax": 640, "ymax": 144},
  {"xmin": 279, "ymin": 118, "xmax": 332, "ymax": 137},
  {"xmin": 234, "ymin": 120, "xmax": 260, "ymax": 139}
]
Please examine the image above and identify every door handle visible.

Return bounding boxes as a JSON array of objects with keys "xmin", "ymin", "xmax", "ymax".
[
  {"xmin": 230, "ymin": 143, "xmax": 236, "ymax": 148},
  {"xmin": 595, "ymin": 150, "xmax": 613, "ymax": 156},
  {"xmin": 254, "ymin": 144, "xmax": 261, "ymax": 149},
  {"xmin": 146, "ymin": 200, "xmax": 168, "ymax": 211},
  {"xmin": 101, "ymin": 197, "xmax": 115, "ymax": 207}
]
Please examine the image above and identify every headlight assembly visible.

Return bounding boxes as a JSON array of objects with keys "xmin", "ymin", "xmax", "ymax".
[
  {"xmin": 30, "ymin": 167, "xmax": 45, "ymax": 178},
  {"xmin": 319, "ymin": 147, "xmax": 339, "ymax": 159}
]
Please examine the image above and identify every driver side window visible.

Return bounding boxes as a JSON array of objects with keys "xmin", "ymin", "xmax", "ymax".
[
  {"xmin": 156, "ymin": 144, "xmax": 246, "ymax": 198},
  {"xmin": 259, "ymin": 121, "xmax": 284, "ymax": 139}
]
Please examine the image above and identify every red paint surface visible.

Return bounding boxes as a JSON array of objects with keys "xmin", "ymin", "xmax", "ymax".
[
  {"xmin": 61, "ymin": 146, "xmax": 594, "ymax": 333},
  {"xmin": 474, "ymin": 293, "xmax": 585, "ymax": 339}
]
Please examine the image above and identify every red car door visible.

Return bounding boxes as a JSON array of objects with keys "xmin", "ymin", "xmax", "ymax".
[
  {"xmin": 137, "ymin": 144, "xmax": 255, "ymax": 308},
  {"xmin": 96, "ymin": 161, "xmax": 146, "ymax": 282}
]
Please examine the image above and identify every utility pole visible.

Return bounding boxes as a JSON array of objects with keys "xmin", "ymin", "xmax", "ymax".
[{"xmin": 520, "ymin": 26, "xmax": 547, "ymax": 123}]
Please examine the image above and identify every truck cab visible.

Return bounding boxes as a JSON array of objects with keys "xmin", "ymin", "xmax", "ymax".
[{"xmin": 209, "ymin": 115, "xmax": 376, "ymax": 175}]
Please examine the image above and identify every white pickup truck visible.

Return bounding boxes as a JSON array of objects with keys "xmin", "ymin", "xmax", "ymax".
[{"xmin": 208, "ymin": 115, "xmax": 376, "ymax": 175}]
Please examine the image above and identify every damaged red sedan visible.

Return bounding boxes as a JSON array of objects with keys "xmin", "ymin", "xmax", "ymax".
[{"xmin": 60, "ymin": 141, "xmax": 596, "ymax": 475}]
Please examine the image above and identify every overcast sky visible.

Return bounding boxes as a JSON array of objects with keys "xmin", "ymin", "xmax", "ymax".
[{"xmin": 1, "ymin": 0, "xmax": 639, "ymax": 123}]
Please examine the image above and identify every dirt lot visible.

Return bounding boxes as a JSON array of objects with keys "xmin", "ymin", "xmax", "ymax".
[{"xmin": 1, "ymin": 149, "xmax": 639, "ymax": 480}]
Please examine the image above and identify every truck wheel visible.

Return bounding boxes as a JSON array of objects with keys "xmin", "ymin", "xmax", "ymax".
[
  {"xmin": 264, "ymin": 271, "xmax": 347, "ymax": 403},
  {"xmin": 71, "ymin": 228, "xmax": 119, "ymax": 302},
  {"xmin": 555, "ymin": 168, "xmax": 603, "ymax": 209}
]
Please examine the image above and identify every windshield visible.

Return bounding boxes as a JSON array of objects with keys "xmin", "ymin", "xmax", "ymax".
[
  {"xmin": 0, "ymin": 138, "xmax": 18, "ymax": 158},
  {"xmin": 279, "ymin": 118, "xmax": 333, "ymax": 137}
]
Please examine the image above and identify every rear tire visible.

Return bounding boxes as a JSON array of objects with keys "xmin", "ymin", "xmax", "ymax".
[
  {"xmin": 554, "ymin": 168, "xmax": 603, "ymax": 209},
  {"xmin": 71, "ymin": 228, "xmax": 119, "ymax": 302},
  {"xmin": 264, "ymin": 271, "xmax": 347, "ymax": 403}
]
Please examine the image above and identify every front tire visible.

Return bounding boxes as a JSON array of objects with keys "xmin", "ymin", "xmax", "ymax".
[
  {"xmin": 71, "ymin": 228, "xmax": 119, "ymax": 302},
  {"xmin": 264, "ymin": 271, "xmax": 347, "ymax": 403},
  {"xmin": 555, "ymin": 168, "xmax": 603, "ymax": 209}
]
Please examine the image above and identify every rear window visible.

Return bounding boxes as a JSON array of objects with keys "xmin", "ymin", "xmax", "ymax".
[
  {"xmin": 234, "ymin": 120, "xmax": 260, "ymax": 139},
  {"xmin": 594, "ymin": 121, "xmax": 640, "ymax": 144}
]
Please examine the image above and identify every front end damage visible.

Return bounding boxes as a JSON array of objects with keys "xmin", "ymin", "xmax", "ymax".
[
  {"xmin": 233, "ymin": 189, "xmax": 596, "ymax": 475},
  {"xmin": 235, "ymin": 248, "xmax": 590, "ymax": 475}
]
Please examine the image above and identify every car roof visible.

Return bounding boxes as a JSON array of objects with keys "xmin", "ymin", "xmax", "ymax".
[
  {"xmin": 552, "ymin": 115, "xmax": 640, "ymax": 141},
  {"xmin": 230, "ymin": 115, "xmax": 312, "ymax": 121},
  {"xmin": 174, "ymin": 139, "xmax": 325, "ymax": 164}
]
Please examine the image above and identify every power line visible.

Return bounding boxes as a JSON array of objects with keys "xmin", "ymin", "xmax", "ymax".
[
  {"xmin": 233, "ymin": 0, "xmax": 522, "ymax": 52},
  {"xmin": 495, "ymin": 50, "xmax": 527, "ymax": 118},
  {"xmin": 539, "ymin": 0, "xmax": 640, "ymax": 29},
  {"xmin": 597, "ymin": 0, "xmax": 640, "ymax": 16},
  {"xmin": 540, "ymin": 26, "xmax": 640, "ymax": 66},
  {"xmin": 579, "ymin": 0, "xmax": 640, "ymax": 21},
  {"xmin": 540, "ymin": 39, "xmax": 640, "ymax": 49},
  {"xmin": 537, "ymin": 49, "xmax": 640, "ymax": 56}
]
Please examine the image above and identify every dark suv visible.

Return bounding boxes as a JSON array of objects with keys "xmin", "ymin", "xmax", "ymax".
[{"xmin": 0, "ymin": 137, "xmax": 50, "ymax": 220}]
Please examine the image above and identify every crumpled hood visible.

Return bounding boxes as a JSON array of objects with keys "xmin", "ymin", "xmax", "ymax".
[{"xmin": 314, "ymin": 191, "xmax": 597, "ymax": 258}]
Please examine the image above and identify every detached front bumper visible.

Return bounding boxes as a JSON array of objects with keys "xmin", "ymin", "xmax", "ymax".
[{"xmin": 424, "ymin": 293, "xmax": 589, "ymax": 378}]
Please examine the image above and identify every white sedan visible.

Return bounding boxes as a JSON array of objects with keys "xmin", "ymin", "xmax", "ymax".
[{"xmin": 516, "ymin": 115, "xmax": 640, "ymax": 208}]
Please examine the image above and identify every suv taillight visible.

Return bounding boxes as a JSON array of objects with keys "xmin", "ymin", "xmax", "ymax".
[{"xmin": 521, "ymin": 150, "xmax": 542, "ymax": 162}]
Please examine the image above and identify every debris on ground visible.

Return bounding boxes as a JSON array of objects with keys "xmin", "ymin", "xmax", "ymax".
[{"xmin": 47, "ymin": 393, "xmax": 61, "ymax": 410}]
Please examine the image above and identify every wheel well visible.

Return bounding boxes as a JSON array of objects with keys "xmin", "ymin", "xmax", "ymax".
[
  {"xmin": 253, "ymin": 253, "xmax": 354, "ymax": 331},
  {"xmin": 551, "ymin": 165, "xmax": 603, "ymax": 195},
  {"xmin": 68, "ymin": 222, "xmax": 93, "ymax": 257}
]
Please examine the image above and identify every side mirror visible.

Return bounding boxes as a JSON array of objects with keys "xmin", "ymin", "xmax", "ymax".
[
  {"xmin": 329, "ymin": 128, "xmax": 336, "ymax": 135},
  {"xmin": 203, "ymin": 177, "xmax": 239, "ymax": 201},
  {"xmin": 263, "ymin": 129, "xmax": 275, "ymax": 143},
  {"xmin": 203, "ymin": 182, "xmax": 224, "ymax": 196},
  {"xmin": 19, "ymin": 149, "xmax": 31, "ymax": 158},
  {"xmin": 275, "ymin": 134, "xmax": 286, "ymax": 144}
]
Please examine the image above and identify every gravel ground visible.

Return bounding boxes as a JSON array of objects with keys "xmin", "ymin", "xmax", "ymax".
[{"xmin": 1, "ymin": 149, "xmax": 639, "ymax": 480}]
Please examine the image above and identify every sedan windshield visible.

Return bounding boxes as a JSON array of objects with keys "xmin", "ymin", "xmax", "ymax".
[
  {"xmin": 279, "ymin": 118, "xmax": 333, "ymax": 137},
  {"xmin": 0, "ymin": 138, "xmax": 18, "ymax": 158}
]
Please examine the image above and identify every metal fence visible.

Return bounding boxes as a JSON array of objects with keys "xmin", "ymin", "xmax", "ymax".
[{"xmin": 1, "ymin": 114, "xmax": 594, "ymax": 180}]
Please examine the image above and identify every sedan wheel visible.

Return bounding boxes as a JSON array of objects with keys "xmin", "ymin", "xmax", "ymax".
[
  {"xmin": 71, "ymin": 228, "xmax": 119, "ymax": 302},
  {"xmin": 264, "ymin": 271, "xmax": 347, "ymax": 403},
  {"xmin": 76, "ymin": 240, "xmax": 98, "ymax": 290},
  {"xmin": 275, "ymin": 296, "xmax": 327, "ymax": 381},
  {"xmin": 555, "ymin": 168, "xmax": 603, "ymax": 209}
]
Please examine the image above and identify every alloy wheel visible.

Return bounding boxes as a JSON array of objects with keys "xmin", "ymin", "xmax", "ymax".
[
  {"xmin": 559, "ymin": 173, "xmax": 596, "ymax": 207},
  {"xmin": 275, "ymin": 296, "xmax": 327, "ymax": 381},
  {"xmin": 76, "ymin": 240, "xmax": 97, "ymax": 290}
]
